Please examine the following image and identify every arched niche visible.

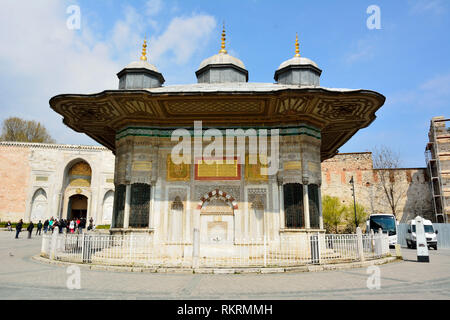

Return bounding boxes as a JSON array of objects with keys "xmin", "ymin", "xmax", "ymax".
[
  {"xmin": 102, "ymin": 190, "xmax": 115, "ymax": 224},
  {"xmin": 249, "ymin": 196, "xmax": 265, "ymax": 240},
  {"xmin": 67, "ymin": 161, "xmax": 92, "ymax": 187},
  {"xmin": 168, "ymin": 196, "xmax": 184, "ymax": 242},
  {"xmin": 30, "ymin": 189, "xmax": 48, "ymax": 222},
  {"xmin": 200, "ymin": 195, "xmax": 235, "ymax": 244}
]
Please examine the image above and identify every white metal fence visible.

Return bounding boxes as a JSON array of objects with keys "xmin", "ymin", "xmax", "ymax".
[{"xmin": 41, "ymin": 230, "xmax": 390, "ymax": 268}]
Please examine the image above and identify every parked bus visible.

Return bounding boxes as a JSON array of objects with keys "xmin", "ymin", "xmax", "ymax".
[{"xmin": 366, "ymin": 213, "xmax": 398, "ymax": 247}]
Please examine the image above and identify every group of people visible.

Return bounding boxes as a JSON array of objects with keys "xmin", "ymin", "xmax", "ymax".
[{"xmin": 10, "ymin": 217, "xmax": 94, "ymax": 239}]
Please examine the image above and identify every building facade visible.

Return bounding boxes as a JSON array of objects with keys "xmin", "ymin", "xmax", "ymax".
[
  {"xmin": 0, "ymin": 144, "xmax": 432, "ymax": 226},
  {"xmin": 0, "ymin": 142, "xmax": 115, "ymax": 224},
  {"xmin": 48, "ymin": 30, "xmax": 386, "ymax": 253}
]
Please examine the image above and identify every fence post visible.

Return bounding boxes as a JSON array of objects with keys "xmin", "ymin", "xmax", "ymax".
[
  {"xmin": 264, "ymin": 234, "xmax": 267, "ymax": 267},
  {"xmin": 192, "ymin": 228, "xmax": 199, "ymax": 269},
  {"xmin": 357, "ymin": 227, "xmax": 365, "ymax": 262},
  {"xmin": 370, "ymin": 229, "xmax": 375, "ymax": 254},
  {"xmin": 50, "ymin": 227, "xmax": 59, "ymax": 260},
  {"xmin": 41, "ymin": 234, "xmax": 47, "ymax": 256},
  {"xmin": 81, "ymin": 233, "xmax": 85, "ymax": 262}
]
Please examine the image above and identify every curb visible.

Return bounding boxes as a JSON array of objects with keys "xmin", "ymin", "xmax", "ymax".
[{"xmin": 32, "ymin": 255, "xmax": 400, "ymax": 274}]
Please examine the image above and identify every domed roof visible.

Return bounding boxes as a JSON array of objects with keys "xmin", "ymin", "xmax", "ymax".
[
  {"xmin": 124, "ymin": 60, "xmax": 160, "ymax": 73},
  {"xmin": 277, "ymin": 34, "xmax": 320, "ymax": 71},
  {"xmin": 276, "ymin": 56, "xmax": 319, "ymax": 71},
  {"xmin": 198, "ymin": 52, "xmax": 246, "ymax": 71}
]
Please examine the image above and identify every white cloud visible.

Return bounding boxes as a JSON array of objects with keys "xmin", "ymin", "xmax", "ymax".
[
  {"xmin": 345, "ymin": 38, "xmax": 376, "ymax": 64},
  {"xmin": 145, "ymin": 0, "xmax": 163, "ymax": 16},
  {"xmin": 420, "ymin": 73, "xmax": 450, "ymax": 96},
  {"xmin": 409, "ymin": 0, "xmax": 447, "ymax": 15},
  {"xmin": 150, "ymin": 15, "xmax": 217, "ymax": 65},
  {"xmin": 0, "ymin": 0, "xmax": 217, "ymax": 145},
  {"xmin": 387, "ymin": 72, "xmax": 450, "ymax": 109}
]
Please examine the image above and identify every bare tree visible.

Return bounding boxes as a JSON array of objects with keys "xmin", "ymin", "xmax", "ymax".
[
  {"xmin": 372, "ymin": 146, "xmax": 407, "ymax": 218},
  {"xmin": 0, "ymin": 117, "xmax": 56, "ymax": 143}
]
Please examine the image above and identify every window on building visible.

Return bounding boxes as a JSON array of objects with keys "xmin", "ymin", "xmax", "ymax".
[
  {"xmin": 112, "ymin": 185, "xmax": 126, "ymax": 228},
  {"xmin": 284, "ymin": 183, "xmax": 304, "ymax": 228},
  {"xmin": 308, "ymin": 184, "xmax": 320, "ymax": 229},
  {"xmin": 129, "ymin": 183, "xmax": 151, "ymax": 228}
]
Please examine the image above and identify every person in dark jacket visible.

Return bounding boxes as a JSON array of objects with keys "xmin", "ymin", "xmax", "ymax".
[
  {"xmin": 27, "ymin": 221, "xmax": 34, "ymax": 239},
  {"xmin": 43, "ymin": 219, "xmax": 49, "ymax": 233},
  {"xmin": 15, "ymin": 220, "xmax": 23, "ymax": 239},
  {"xmin": 36, "ymin": 221, "xmax": 43, "ymax": 235}
]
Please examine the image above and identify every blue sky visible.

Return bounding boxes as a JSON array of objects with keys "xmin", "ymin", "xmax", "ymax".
[{"xmin": 0, "ymin": 0, "xmax": 449, "ymax": 167}]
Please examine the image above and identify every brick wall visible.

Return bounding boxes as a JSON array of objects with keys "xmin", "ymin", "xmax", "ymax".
[
  {"xmin": 0, "ymin": 145, "xmax": 30, "ymax": 221},
  {"xmin": 321, "ymin": 153, "xmax": 433, "ymax": 222}
]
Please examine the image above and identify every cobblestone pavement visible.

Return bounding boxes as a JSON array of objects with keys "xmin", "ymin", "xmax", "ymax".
[{"xmin": 1, "ymin": 232, "xmax": 449, "ymax": 300}]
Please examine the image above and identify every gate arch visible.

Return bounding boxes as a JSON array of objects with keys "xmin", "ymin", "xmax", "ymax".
[{"xmin": 196, "ymin": 189, "xmax": 238, "ymax": 210}]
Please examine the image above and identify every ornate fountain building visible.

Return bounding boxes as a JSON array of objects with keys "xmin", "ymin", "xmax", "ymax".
[{"xmin": 50, "ymin": 31, "xmax": 385, "ymax": 254}]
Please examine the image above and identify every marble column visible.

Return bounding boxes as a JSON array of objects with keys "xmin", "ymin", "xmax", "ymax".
[
  {"xmin": 123, "ymin": 184, "xmax": 131, "ymax": 228},
  {"xmin": 149, "ymin": 182, "xmax": 156, "ymax": 229},
  {"xmin": 318, "ymin": 185, "xmax": 324, "ymax": 230},
  {"xmin": 303, "ymin": 178, "xmax": 310, "ymax": 229},
  {"xmin": 278, "ymin": 177, "xmax": 285, "ymax": 230}
]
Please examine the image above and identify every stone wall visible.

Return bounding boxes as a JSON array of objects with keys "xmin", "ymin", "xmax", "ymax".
[
  {"xmin": 0, "ymin": 143, "xmax": 434, "ymax": 225},
  {"xmin": 0, "ymin": 145, "xmax": 30, "ymax": 221},
  {"xmin": 321, "ymin": 152, "xmax": 433, "ymax": 222},
  {"xmin": 0, "ymin": 142, "xmax": 115, "ymax": 224}
]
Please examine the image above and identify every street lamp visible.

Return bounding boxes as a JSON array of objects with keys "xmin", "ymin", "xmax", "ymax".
[{"xmin": 349, "ymin": 176, "xmax": 357, "ymax": 231}]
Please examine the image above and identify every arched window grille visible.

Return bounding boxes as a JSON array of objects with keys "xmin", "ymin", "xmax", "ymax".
[
  {"xmin": 284, "ymin": 183, "xmax": 304, "ymax": 228},
  {"xmin": 308, "ymin": 184, "xmax": 320, "ymax": 229},
  {"xmin": 129, "ymin": 183, "xmax": 151, "ymax": 228},
  {"xmin": 112, "ymin": 185, "xmax": 126, "ymax": 228}
]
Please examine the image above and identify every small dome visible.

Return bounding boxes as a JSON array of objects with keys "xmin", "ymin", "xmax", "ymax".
[
  {"xmin": 195, "ymin": 25, "xmax": 248, "ymax": 83},
  {"xmin": 124, "ymin": 60, "xmax": 160, "ymax": 73},
  {"xmin": 117, "ymin": 40, "xmax": 165, "ymax": 89},
  {"xmin": 198, "ymin": 52, "xmax": 246, "ymax": 71},
  {"xmin": 276, "ymin": 56, "xmax": 319, "ymax": 71}
]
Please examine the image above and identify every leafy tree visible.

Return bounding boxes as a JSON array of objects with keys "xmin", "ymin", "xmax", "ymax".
[
  {"xmin": 322, "ymin": 195, "xmax": 346, "ymax": 233},
  {"xmin": 344, "ymin": 202, "xmax": 368, "ymax": 233},
  {"xmin": 0, "ymin": 117, "xmax": 55, "ymax": 143}
]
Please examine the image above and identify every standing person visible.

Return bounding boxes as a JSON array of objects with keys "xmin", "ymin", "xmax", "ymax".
[
  {"xmin": 43, "ymin": 219, "xmax": 49, "ymax": 234},
  {"xmin": 27, "ymin": 221, "xmax": 34, "ymax": 239},
  {"xmin": 58, "ymin": 219, "xmax": 64, "ymax": 234},
  {"xmin": 69, "ymin": 220, "xmax": 75, "ymax": 234},
  {"xmin": 49, "ymin": 218, "xmax": 54, "ymax": 233},
  {"xmin": 78, "ymin": 218, "xmax": 84, "ymax": 234},
  {"xmin": 15, "ymin": 220, "xmax": 23, "ymax": 239},
  {"xmin": 7, "ymin": 221, "xmax": 12, "ymax": 232},
  {"xmin": 36, "ymin": 220, "xmax": 43, "ymax": 236},
  {"xmin": 53, "ymin": 219, "xmax": 60, "ymax": 233},
  {"xmin": 60, "ymin": 219, "xmax": 66, "ymax": 234}
]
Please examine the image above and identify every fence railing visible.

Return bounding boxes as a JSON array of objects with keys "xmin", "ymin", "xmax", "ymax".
[{"xmin": 40, "ymin": 229, "xmax": 390, "ymax": 269}]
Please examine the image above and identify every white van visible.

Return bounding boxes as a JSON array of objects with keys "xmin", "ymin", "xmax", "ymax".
[{"xmin": 406, "ymin": 218, "xmax": 438, "ymax": 250}]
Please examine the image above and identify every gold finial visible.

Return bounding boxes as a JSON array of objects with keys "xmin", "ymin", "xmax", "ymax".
[
  {"xmin": 294, "ymin": 33, "xmax": 301, "ymax": 57},
  {"xmin": 140, "ymin": 39, "xmax": 148, "ymax": 61},
  {"xmin": 219, "ymin": 23, "xmax": 227, "ymax": 54}
]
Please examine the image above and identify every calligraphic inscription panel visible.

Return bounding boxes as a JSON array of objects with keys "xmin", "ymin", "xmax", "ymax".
[{"xmin": 195, "ymin": 158, "xmax": 241, "ymax": 181}]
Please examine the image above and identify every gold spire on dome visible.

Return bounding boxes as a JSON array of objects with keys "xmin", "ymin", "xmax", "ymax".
[
  {"xmin": 294, "ymin": 33, "xmax": 301, "ymax": 57},
  {"xmin": 219, "ymin": 23, "xmax": 227, "ymax": 54},
  {"xmin": 140, "ymin": 39, "xmax": 148, "ymax": 61}
]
